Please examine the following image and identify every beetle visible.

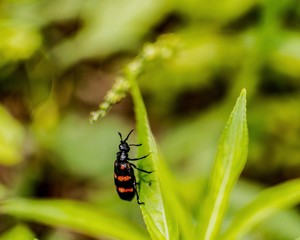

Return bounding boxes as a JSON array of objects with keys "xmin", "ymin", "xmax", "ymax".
[{"xmin": 114, "ymin": 129, "xmax": 152, "ymax": 205}]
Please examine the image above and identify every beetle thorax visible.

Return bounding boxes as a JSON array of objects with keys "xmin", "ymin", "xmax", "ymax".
[{"xmin": 117, "ymin": 151, "xmax": 128, "ymax": 161}]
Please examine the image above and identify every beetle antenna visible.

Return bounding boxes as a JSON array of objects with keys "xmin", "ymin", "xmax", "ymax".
[
  {"xmin": 124, "ymin": 129, "xmax": 134, "ymax": 142},
  {"xmin": 118, "ymin": 132, "xmax": 123, "ymax": 141}
]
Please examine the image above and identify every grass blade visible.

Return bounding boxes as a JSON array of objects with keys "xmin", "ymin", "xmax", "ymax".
[
  {"xmin": 222, "ymin": 179, "xmax": 300, "ymax": 240},
  {"xmin": 127, "ymin": 68, "xmax": 187, "ymax": 239},
  {"xmin": 0, "ymin": 225, "xmax": 35, "ymax": 240},
  {"xmin": 0, "ymin": 198, "xmax": 148, "ymax": 240},
  {"xmin": 195, "ymin": 89, "xmax": 248, "ymax": 240}
]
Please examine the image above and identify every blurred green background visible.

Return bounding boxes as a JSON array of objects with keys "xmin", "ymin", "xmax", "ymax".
[{"xmin": 1, "ymin": 0, "xmax": 300, "ymax": 239}]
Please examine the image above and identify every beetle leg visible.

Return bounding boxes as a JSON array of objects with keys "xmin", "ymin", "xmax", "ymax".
[
  {"xmin": 128, "ymin": 153, "xmax": 150, "ymax": 161},
  {"xmin": 130, "ymin": 163, "xmax": 153, "ymax": 174},
  {"xmin": 129, "ymin": 143, "xmax": 142, "ymax": 146},
  {"xmin": 133, "ymin": 181, "xmax": 144, "ymax": 205}
]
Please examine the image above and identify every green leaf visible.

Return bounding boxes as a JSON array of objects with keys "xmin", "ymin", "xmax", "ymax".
[
  {"xmin": 0, "ymin": 199, "xmax": 148, "ymax": 240},
  {"xmin": 195, "ymin": 89, "xmax": 248, "ymax": 240},
  {"xmin": 229, "ymin": 180, "xmax": 300, "ymax": 239},
  {"xmin": 222, "ymin": 179, "xmax": 300, "ymax": 240},
  {"xmin": 0, "ymin": 225, "xmax": 35, "ymax": 240},
  {"xmin": 0, "ymin": 105, "xmax": 25, "ymax": 165},
  {"xmin": 128, "ymin": 69, "xmax": 190, "ymax": 239}
]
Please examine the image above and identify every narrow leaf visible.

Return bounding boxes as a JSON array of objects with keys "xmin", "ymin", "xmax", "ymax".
[
  {"xmin": 127, "ymin": 69, "xmax": 188, "ymax": 239},
  {"xmin": 195, "ymin": 89, "xmax": 248, "ymax": 240},
  {"xmin": 0, "ymin": 225, "xmax": 35, "ymax": 240},
  {"xmin": 222, "ymin": 179, "xmax": 300, "ymax": 240},
  {"xmin": 0, "ymin": 199, "xmax": 148, "ymax": 240}
]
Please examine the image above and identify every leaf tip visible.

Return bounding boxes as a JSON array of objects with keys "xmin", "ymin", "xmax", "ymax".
[{"xmin": 241, "ymin": 88, "xmax": 246, "ymax": 97}]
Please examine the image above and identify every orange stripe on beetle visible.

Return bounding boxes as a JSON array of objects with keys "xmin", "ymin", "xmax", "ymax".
[
  {"xmin": 118, "ymin": 187, "xmax": 134, "ymax": 193},
  {"xmin": 117, "ymin": 175, "xmax": 131, "ymax": 181}
]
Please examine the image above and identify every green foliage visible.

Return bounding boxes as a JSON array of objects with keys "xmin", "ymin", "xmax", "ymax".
[
  {"xmin": 0, "ymin": 22, "xmax": 41, "ymax": 67},
  {"xmin": 0, "ymin": 199, "xmax": 148, "ymax": 240},
  {"xmin": 128, "ymin": 61, "xmax": 184, "ymax": 239},
  {"xmin": 2, "ymin": 78, "xmax": 300, "ymax": 240},
  {"xmin": 2, "ymin": 79, "xmax": 300, "ymax": 240},
  {"xmin": 223, "ymin": 179, "xmax": 300, "ymax": 239},
  {"xmin": 1, "ymin": 0, "xmax": 300, "ymax": 239},
  {"xmin": 0, "ymin": 225, "xmax": 35, "ymax": 240},
  {"xmin": 0, "ymin": 105, "xmax": 25, "ymax": 165},
  {"xmin": 196, "ymin": 89, "xmax": 248, "ymax": 239}
]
